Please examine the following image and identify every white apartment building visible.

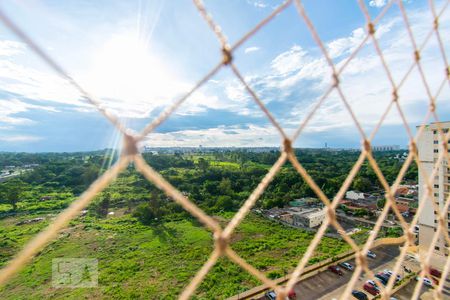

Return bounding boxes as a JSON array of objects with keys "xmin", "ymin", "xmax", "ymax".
[{"xmin": 417, "ymin": 121, "xmax": 450, "ymax": 259}]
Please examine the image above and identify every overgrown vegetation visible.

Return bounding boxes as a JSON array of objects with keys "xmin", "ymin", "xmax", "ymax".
[{"xmin": 0, "ymin": 149, "xmax": 416, "ymax": 299}]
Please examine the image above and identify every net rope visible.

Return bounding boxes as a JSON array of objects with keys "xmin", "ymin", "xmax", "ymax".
[{"xmin": 0, "ymin": 0, "xmax": 449, "ymax": 299}]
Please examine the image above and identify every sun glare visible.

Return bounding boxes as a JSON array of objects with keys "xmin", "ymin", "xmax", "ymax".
[{"xmin": 84, "ymin": 33, "xmax": 186, "ymax": 117}]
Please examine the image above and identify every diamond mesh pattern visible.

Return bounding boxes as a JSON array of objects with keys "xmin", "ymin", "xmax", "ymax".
[{"xmin": 0, "ymin": 0, "xmax": 449, "ymax": 299}]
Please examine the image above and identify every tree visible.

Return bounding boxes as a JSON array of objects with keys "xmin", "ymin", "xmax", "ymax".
[
  {"xmin": 0, "ymin": 179, "xmax": 25, "ymax": 211},
  {"xmin": 215, "ymin": 195, "xmax": 234, "ymax": 211},
  {"xmin": 377, "ymin": 198, "xmax": 386, "ymax": 209},
  {"xmin": 95, "ymin": 192, "xmax": 110, "ymax": 217},
  {"xmin": 197, "ymin": 158, "xmax": 209, "ymax": 172},
  {"xmin": 352, "ymin": 177, "xmax": 372, "ymax": 192}
]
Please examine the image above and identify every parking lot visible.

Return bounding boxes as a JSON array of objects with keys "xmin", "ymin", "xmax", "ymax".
[
  {"xmin": 391, "ymin": 279, "xmax": 432, "ymax": 300},
  {"xmin": 256, "ymin": 245, "xmax": 403, "ymax": 300},
  {"xmin": 318, "ymin": 246, "xmax": 423, "ymax": 300}
]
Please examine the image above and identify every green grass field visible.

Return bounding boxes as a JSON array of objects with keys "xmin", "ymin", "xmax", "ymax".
[{"xmin": 0, "ymin": 212, "xmax": 350, "ymax": 299}]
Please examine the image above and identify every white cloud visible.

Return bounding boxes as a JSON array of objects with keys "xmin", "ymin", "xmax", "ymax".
[
  {"xmin": 0, "ymin": 40, "xmax": 25, "ymax": 56},
  {"xmin": 244, "ymin": 46, "xmax": 260, "ymax": 54},
  {"xmin": 0, "ymin": 98, "xmax": 58, "ymax": 125},
  {"xmin": 0, "ymin": 135, "xmax": 43, "ymax": 142},
  {"xmin": 143, "ymin": 125, "xmax": 282, "ymax": 147},
  {"xmin": 327, "ymin": 28, "xmax": 365, "ymax": 59},
  {"xmin": 369, "ymin": 0, "xmax": 387, "ymax": 7},
  {"xmin": 246, "ymin": 0, "xmax": 268, "ymax": 9},
  {"xmin": 270, "ymin": 45, "xmax": 307, "ymax": 75},
  {"xmin": 0, "ymin": 33, "xmax": 228, "ymax": 120},
  {"xmin": 215, "ymin": 3, "xmax": 450, "ymax": 138},
  {"xmin": 1, "ymin": 2, "xmax": 448, "ymax": 148}
]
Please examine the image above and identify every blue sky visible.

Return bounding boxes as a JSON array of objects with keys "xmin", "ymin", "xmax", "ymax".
[{"xmin": 0, "ymin": 0, "xmax": 449, "ymax": 152}]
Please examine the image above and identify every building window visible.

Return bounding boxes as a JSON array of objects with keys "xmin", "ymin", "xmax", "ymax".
[
  {"xmin": 434, "ymin": 193, "xmax": 439, "ymax": 197},
  {"xmin": 435, "ymin": 246, "xmax": 440, "ymax": 250},
  {"xmin": 434, "ymin": 130, "xmax": 437, "ymax": 134},
  {"xmin": 434, "ymin": 149, "xmax": 439, "ymax": 153},
  {"xmin": 434, "ymin": 140, "xmax": 439, "ymax": 144},
  {"xmin": 434, "ymin": 184, "xmax": 439, "ymax": 188}
]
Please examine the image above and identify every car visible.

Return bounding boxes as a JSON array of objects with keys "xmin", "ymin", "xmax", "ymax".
[
  {"xmin": 383, "ymin": 269, "xmax": 401, "ymax": 281},
  {"xmin": 351, "ymin": 290, "xmax": 368, "ymax": 300},
  {"xmin": 328, "ymin": 265, "xmax": 344, "ymax": 276},
  {"xmin": 367, "ymin": 250, "xmax": 376, "ymax": 258},
  {"xmin": 415, "ymin": 276, "xmax": 433, "ymax": 287},
  {"xmin": 339, "ymin": 262, "xmax": 354, "ymax": 271},
  {"xmin": 375, "ymin": 274, "xmax": 389, "ymax": 285},
  {"xmin": 430, "ymin": 267, "xmax": 442, "ymax": 278},
  {"xmin": 264, "ymin": 290, "xmax": 295, "ymax": 300},
  {"xmin": 287, "ymin": 289, "xmax": 296, "ymax": 300},
  {"xmin": 366, "ymin": 280, "xmax": 379, "ymax": 289},
  {"xmin": 363, "ymin": 282, "xmax": 380, "ymax": 296},
  {"xmin": 265, "ymin": 291, "xmax": 277, "ymax": 300}
]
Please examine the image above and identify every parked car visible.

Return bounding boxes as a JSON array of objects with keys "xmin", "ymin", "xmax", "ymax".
[
  {"xmin": 363, "ymin": 282, "xmax": 380, "ymax": 296},
  {"xmin": 403, "ymin": 265, "xmax": 412, "ymax": 273},
  {"xmin": 367, "ymin": 250, "xmax": 376, "ymax": 258},
  {"xmin": 383, "ymin": 269, "xmax": 401, "ymax": 282},
  {"xmin": 339, "ymin": 262, "xmax": 354, "ymax": 271},
  {"xmin": 351, "ymin": 290, "xmax": 368, "ymax": 300},
  {"xmin": 430, "ymin": 267, "xmax": 442, "ymax": 278},
  {"xmin": 264, "ymin": 289, "xmax": 296, "ymax": 300},
  {"xmin": 415, "ymin": 276, "xmax": 433, "ymax": 287},
  {"xmin": 328, "ymin": 265, "xmax": 344, "ymax": 276},
  {"xmin": 265, "ymin": 291, "xmax": 277, "ymax": 300},
  {"xmin": 287, "ymin": 289, "xmax": 296, "ymax": 300},
  {"xmin": 366, "ymin": 280, "xmax": 379, "ymax": 289},
  {"xmin": 375, "ymin": 273, "xmax": 389, "ymax": 285}
]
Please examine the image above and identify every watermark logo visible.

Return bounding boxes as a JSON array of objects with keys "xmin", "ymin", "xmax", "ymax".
[{"xmin": 52, "ymin": 258, "xmax": 98, "ymax": 288}]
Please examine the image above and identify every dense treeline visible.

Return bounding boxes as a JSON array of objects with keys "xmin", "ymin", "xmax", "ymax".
[{"xmin": 0, "ymin": 150, "xmax": 417, "ymax": 223}]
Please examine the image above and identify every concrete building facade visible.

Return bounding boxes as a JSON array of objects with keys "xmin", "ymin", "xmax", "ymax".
[
  {"xmin": 417, "ymin": 121, "xmax": 450, "ymax": 260},
  {"xmin": 291, "ymin": 208, "xmax": 326, "ymax": 228}
]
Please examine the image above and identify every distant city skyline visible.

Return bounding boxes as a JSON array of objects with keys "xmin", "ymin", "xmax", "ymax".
[{"xmin": 0, "ymin": 0, "xmax": 449, "ymax": 152}]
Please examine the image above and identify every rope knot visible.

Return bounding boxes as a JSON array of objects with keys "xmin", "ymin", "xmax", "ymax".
[
  {"xmin": 283, "ymin": 138, "xmax": 293, "ymax": 153},
  {"xmin": 355, "ymin": 251, "xmax": 367, "ymax": 269},
  {"xmin": 406, "ymin": 229, "xmax": 415, "ymax": 246},
  {"xmin": 434, "ymin": 17, "xmax": 439, "ymax": 30},
  {"xmin": 332, "ymin": 73, "xmax": 339, "ymax": 87},
  {"xmin": 326, "ymin": 206, "xmax": 336, "ymax": 222},
  {"xmin": 214, "ymin": 233, "xmax": 228, "ymax": 254},
  {"xmin": 362, "ymin": 139, "xmax": 371, "ymax": 153},
  {"xmin": 222, "ymin": 47, "xmax": 233, "ymax": 65},
  {"xmin": 409, "ymin": 141, "xmax": 417, "ymax": 156},
  {"xmin": 392, "ymin": 89, "xmax": 398, "ymax": 102},
  {"xmin": 367, "ymin": 23, "xmax": 376, "ymax": 35},
  {"xmin": 122, "ymin": 132, "xmax": 139, "ymax": 156},
  {"xmin": 429, "ymin": 101, "xmax": 436, "ymax": 112},
  {"xmin": 414, "ymin": 50, "xmax": 421, "ymax": 62}
]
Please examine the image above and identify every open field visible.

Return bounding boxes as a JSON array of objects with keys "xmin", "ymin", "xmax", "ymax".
[{"xmin": 0, "ymin": 212, "xmax": 351, "ymax": 299}]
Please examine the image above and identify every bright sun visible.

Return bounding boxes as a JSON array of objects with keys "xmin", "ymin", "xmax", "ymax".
[{"xmin": 84, "ymin": 33, "xmax": 186, "ymax": 117}]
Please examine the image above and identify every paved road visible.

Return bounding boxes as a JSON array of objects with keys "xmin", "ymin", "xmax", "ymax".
[
  {"xmin": 392, "ymin": 275, "xmax": 450, "ymax": 300},
  {"xmin": 391, "ymin": 280, "xmax": 432, "ymax": 300},
  {"xmin": 256, "ymin": 245, "xmax": 400, "ymax": 300}
]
